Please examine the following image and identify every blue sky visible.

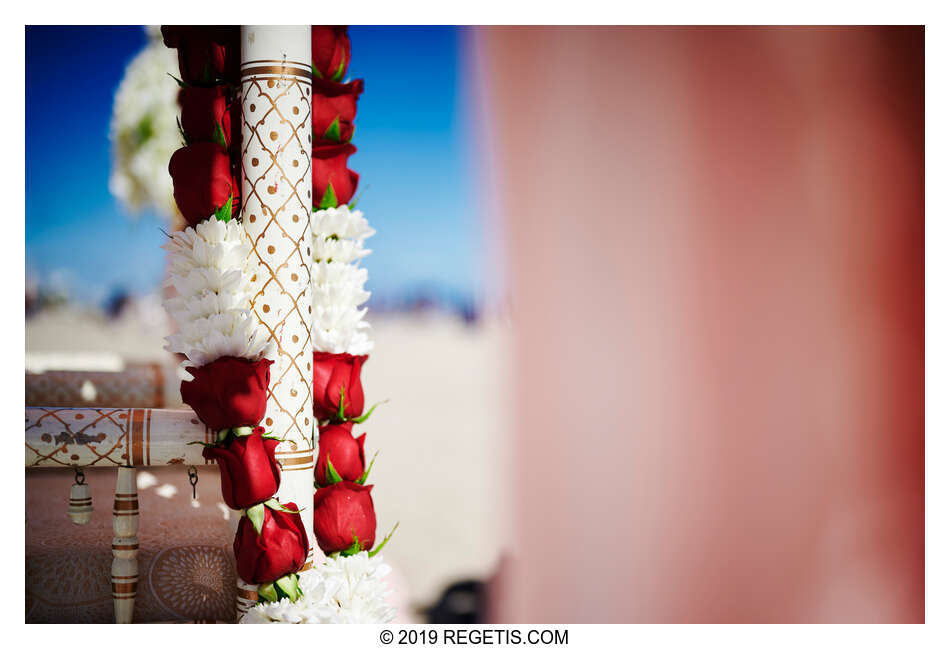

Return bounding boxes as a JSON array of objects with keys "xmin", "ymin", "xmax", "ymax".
[{"xmin": 25, "ymin": 26, "xmax": 480, "ymax": 307}]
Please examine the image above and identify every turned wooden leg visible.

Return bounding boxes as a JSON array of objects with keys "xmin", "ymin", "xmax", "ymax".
[
  {"xmin": 236, "ymin": 576, "xmax": 259, "ymax": 621},
  {"xmin": 112, "ymin": 467, "xmax": 139, "ymax": 623}
]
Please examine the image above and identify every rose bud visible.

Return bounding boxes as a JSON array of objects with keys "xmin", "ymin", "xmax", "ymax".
[
  {"xmin": 180, "ymin": 356, "xmax": 272, "ymax": 432},
  {"xmin": 313, "ymin": 482, "xmax": 376, "ymax": 554},
  {"xmin": 234, "ymin": 503, "xmax": 309, "ymax": 584},
  {"xmin": 169, "ymin": 142, "xmax": 240, "ymax": 226},
  {"xmin": 162, "ymin": 26, "xmax": 234, "ymax": 86},
  {"xmin": 202, "ymin": 427, "xmax": 280, "ymax": 510},
  {"xmin": 313, "ymin": 351, "xmax": 367, "ymax": 421},
  {"xmin": 315, "ymin": 422, "xmax": 366, "ymax": 487},
  {"xmin": 312, "ymin": 78, "xmax": 363, "ymax": 143},
  {"xmin": 179, "ymin": 85, "xmax": 233, "ymax": 146},
  {"xmin": 311, "ymin": 26, "xmax": 350, "ymax": 82},
  {"xmin": 312, "ymin": 142, "xmax": 359, "ymax": 209}
]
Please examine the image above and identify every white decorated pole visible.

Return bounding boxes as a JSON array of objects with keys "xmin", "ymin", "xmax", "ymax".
[{"xmin": 238, "ymin": 25, "xmax": 315, "ymax": 615}]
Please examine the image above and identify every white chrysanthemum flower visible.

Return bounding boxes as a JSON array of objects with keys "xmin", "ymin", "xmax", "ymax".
[
  {"xmin": 313, "ymin": 263, "xmax": 371, "ymax": 311},
  {"xmin": 163, "ymin": 219, "xmax": 253, "ymax": 278},
  {"xmin": 312, "ymin": 206, "xmax": 374, "ymax": 355},
  {"xmin": 163, "ymin": 219, "xmax": 274, "ymax": 367},
  {"xmin": 241, "ymin": 553, "xmax": 395, "ymax": 624},
  {"xmin": 165, "ymin": 310, "xmax": 274, "ymax": 368},
  {"xmin": 312, "ymin": 205, "xmax": 375, "ymax": 264},
  {"xmin": 109, "ymin": 26, "xmax": 180, "ymax": 220}
]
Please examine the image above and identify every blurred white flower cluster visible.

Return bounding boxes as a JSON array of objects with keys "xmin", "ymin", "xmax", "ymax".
[
  {"xmin": 163, "ymin": 219, "xmax": 275, "ymax": 367},
  {"xmin": 109, "ymin": 26, "xmax": 180, "ymax": 220},
  {"xmin": 241, "ymin": 552, "xmax": 395, "ymax": 624},
  {"xmin": 312, "ymin": 205, "xmax": 375, "ymax": 355}
]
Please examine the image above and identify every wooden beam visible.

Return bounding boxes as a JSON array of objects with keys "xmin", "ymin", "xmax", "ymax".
[{"xmin": 25, "ymin": 407, "xmax": 213, "ymax": 468}]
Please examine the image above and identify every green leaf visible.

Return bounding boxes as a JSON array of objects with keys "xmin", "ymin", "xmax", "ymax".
[
  {"xmin": 368, "ymin": 522, "xmax": 399, "ymax": 558},
  {"xmin": 322, "ymin": 116, "xmax": 342, "ymax": 142},
  {"xmin": 275, "ymin": 574, "xmax": 303, "ymax": 602},
  {"xmin": 212, "ymin": 121, "xmax": 227, "ymax": 148},
  {"xmin": 257, "ymin": 582, "xmax": 278, "ymax": 602},
  {"xmin": 264, "ymin": 498, "xmax": 302, "ymax": 514},
  {"xmin": 325, "ymin": 457, "xmax": 343, "ymax": 484},
  {"xmin": 214, "ymin": 195, "xmax": 233, "ymax": 222},
  {"xmin": 335, "ymin": 384, "xmax": 348, "ymax": 422},
  {"xmin": 331, "ymin": 57, "xmax": 346, "ymax": 82},
  {"xmin": 318, "ymin": 182, "xmax": 338, "ymax": 210},
  {"xmin": 176, "ymin": 116, "xmax": 189, "ymax": 146},
  {"xmin": 340, "ymin": 530, "xmax": 363, "ymax": 557},
  {"xmin": 348, "ymin": 184, "xmax": 367, "ymax": 209},
  {"xmin": 357, "ymin": 451, "xmax": 379, "ymax": 485},
  {"xmin": 311, "ymin": 63, "xmax": 322, "ymax": 79},
  {"xmin": 245, "ymin": 503, "xmax": 265, "ymax": 535},
  {"xmin": 166, "ymin": 72, "xmax": 186, "ymax": 88},
  {"xmin": 347, "ymin": 400, "xmax": 387, "ymax": 425},
  {"xmin": 202, "ymin": 60, "xmax": 213, "ymax": 85},
  {"xmin": 232, "ymin": 426, "xmax": 254, "ymax": 437}
]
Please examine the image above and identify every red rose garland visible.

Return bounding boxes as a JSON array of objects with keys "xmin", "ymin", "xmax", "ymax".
[
  {"xmin": 310, "ymin": 26, "xmax": 395, "ymax": 563},
  {"xmin": 312, "ymin": 351, "xmax": 368, "ymax": 421},
  {"xmin": 202, "ymin": 427, "xmax": 281, "ymax": 510},
  {"xmin": 313, "ymin": 482, "xmax": 377, "ymax": 554},
  {"xmin": 181, "ymin": 356, "xmax": 272, "ymax": 431},
  {"xmin": 163, "ymin": 26, "xmax": 242, "ymax": 223},
  {"xmin": 311, "ymin": 26, "xmax": 362, "ymax": 210},
  {"xmin": 314, "ymin": 422, "xmax": 367, "ymax": 486},
  {"xmin": 311, "ymin": 26, "xmax": 351, "ymax": 82},
  {"xmin": 163, "ymin": 25, "xmax": 308, "ymax": 605},
  {"xmin": 312, "ymin": 78, "xmax": 363, "ymax": 143}
]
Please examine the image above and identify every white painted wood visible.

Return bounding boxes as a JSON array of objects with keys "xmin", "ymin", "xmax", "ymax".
[
  {"xmin": 25, "ymin": 407, "xmax": 213, "ymax": 468},
  {"xmin": 235, "ymin": 576, "xmax": 260, "ymax": 621},
  {"xmin": 112, "ymin": 466, "xmax": 139, "ymax": 623},
  {"xmin": 67, "ymin": 482, "xmax": 93, "ymax": 525},
  {"xmin": 240, "ymin": 24, "xmax": 316, "ymax": 583}
]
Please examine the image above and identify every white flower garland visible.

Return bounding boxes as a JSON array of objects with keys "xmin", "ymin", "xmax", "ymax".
[
  {"xmin": 241, "ymin": 553, "xmax": 396, "ymax": 624},
  {"xmin": 109, "ymin": 26, "xmax": 180, "ymax": 220},
  {"xmin": 163, "ymin": 219, "xmax": 275, "ymax": 367},
  {"xmin": 312, "ymin": 205, "xmax": 375, "ymax": 355}
]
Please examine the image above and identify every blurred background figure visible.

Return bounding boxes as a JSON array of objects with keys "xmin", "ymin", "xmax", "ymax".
[{"xmin": 476, "ymin": 26, "xmax": 923, "ymax": 622}]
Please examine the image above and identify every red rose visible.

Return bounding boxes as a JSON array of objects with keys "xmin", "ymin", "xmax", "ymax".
[
  {"xmin": 313, "ymin": 142, "xmax": 359, "ymax": 209},
  {"xmin": 180, "ymin": 356, "xmax": 272, "ymax": 431},
  {"xmin": 202, "ymin": 427, "xmax": 281, "ymax": 510},
  {"xmin": 162, "ymin": 26, "xmax": 239, "ymax": 85},
  {"xmin": 311, "ymin": 26, "xmax": 350, "ymax": 82},
  {"xmin": 169, "ymin": 142, "xmax": 240, "ymax": 226},
  {"xmin": 313, "ymin": 482, "xmax": 376, "ymax": 554},
  {"xmin": 315, "ymin": 422, "xmax": 366, "ymax": 487},
  {"xmin": 313, "ymin": 351, "xmax": 366, "ymax": 421},
  {"xmin": 234, "ymin": 503, "xmax": 309, "ymax": 584},
  {"xmin": 179, "ymin": 85, "xmax": 234, "ymax": 146},
  {"xmin": 312, "ymin": 78, "xmax": 363, "ymax": 143}
]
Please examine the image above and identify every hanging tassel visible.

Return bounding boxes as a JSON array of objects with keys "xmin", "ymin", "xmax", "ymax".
[{"xmin": 67, "ymin": 467, "xmax": 93, "ymax": 525}]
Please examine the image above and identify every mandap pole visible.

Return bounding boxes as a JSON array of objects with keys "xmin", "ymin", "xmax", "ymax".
[{"xmin": 236, "ymin": 25, "xmax": 315, "ymax": 619}]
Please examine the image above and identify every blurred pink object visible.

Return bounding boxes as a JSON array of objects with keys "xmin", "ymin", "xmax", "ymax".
[{"xmin": 475, "ymin": 26, "xmax": 923, "ymax": 622}]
